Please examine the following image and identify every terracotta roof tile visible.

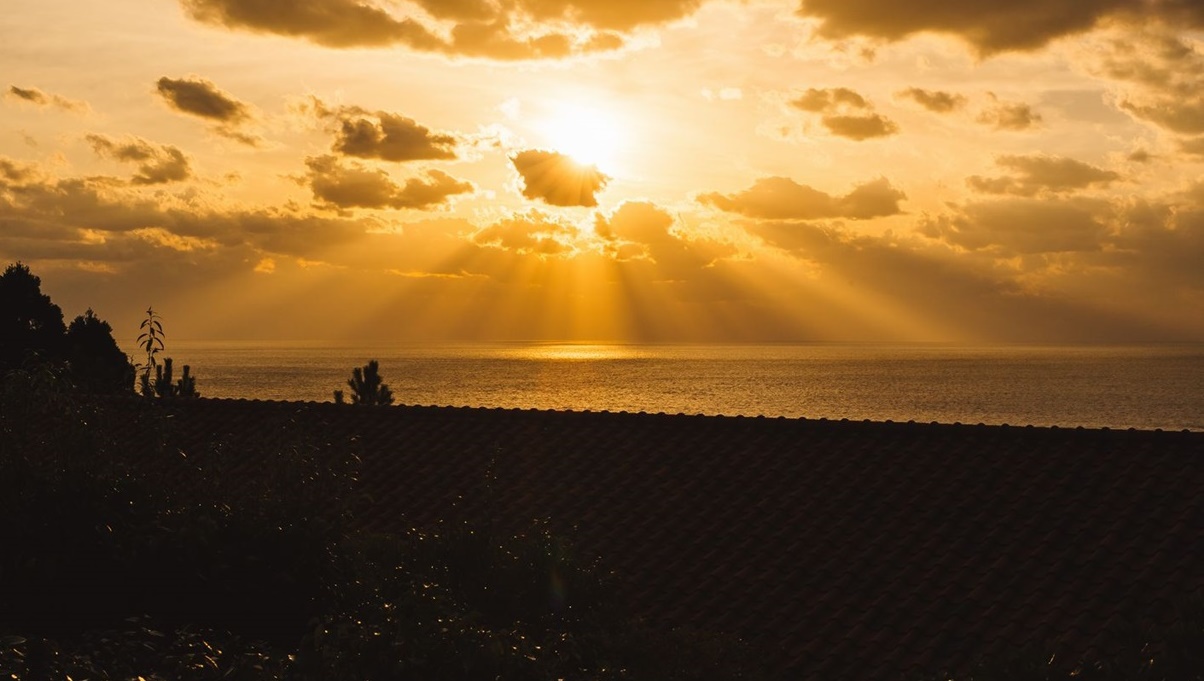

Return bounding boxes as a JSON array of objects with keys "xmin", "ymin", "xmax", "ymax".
[{"xmin": 96, "ymin": 399, "xmax": 1204, "ymax": 680}]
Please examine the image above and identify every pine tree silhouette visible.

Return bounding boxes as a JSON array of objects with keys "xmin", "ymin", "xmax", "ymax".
[{"xmin": 345, "ymin": 360, "xmax": 393, "ymax": 405}]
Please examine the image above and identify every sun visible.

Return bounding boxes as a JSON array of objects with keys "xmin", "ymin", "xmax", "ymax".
[{"xmin": 538, "ymin": 100, "xmax": 626, "ymax": 173}]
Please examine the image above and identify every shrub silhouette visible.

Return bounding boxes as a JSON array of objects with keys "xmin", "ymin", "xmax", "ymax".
[
  {"xmin": 0, "ymin": 262, "xmax": 66, "ymax": 373},
  {"xmin": 136, "ymin": 307, "xmax": 198, "ymax": 398},
  {"xmin": 0, "ymin": 387, "xmax": 769, "ymax": 680},
  {"xmin": 2, "ymin": 263, "xmax": 133, "ymax": 394},
  {"xmin": 136, "ymin": 306, "xmax": 165, "ymax": 396},
  {"xmin": 65, "ymin": 309, "xmax": 135, "ymax": 394},
  {"xmin": 343, "ymin": 359, "xmax": 393, "ymax": 405}
]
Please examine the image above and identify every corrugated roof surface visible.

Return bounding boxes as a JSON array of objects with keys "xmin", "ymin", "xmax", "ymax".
[{"xmin": 123, "ymin": 399, "xmax": 1204, "ymax": 679}]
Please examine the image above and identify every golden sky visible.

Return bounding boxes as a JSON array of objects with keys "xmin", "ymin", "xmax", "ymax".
[{"xmin": 3, "ymin": 0, "xmax": 1204, "ymax": 342}]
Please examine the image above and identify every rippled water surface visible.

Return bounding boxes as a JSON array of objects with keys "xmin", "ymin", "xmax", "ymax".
[{"xmin": 163, "ymin": 342, "xmax": 1204, "ymax": 431}]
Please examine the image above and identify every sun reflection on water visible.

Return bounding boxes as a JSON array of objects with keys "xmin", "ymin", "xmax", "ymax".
[{"xmin": 498, "ymin": 343, "xmax": 650, "ymax": 361}]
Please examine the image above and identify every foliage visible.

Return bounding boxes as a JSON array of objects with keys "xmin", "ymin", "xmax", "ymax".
[
  {"xmin": 0, "ymin": 261, "xmax": 67, "ymax": 373},
  {"xmin": 136, "ymin": 307, "xmax": 199, "ymax": 398},
  {"xmin": 137, "ymin": 305, "xmax": 165, "ymax": 396},
  {"xmin": 0, "ymin": 380, "xmax": 768, "ymax": 680},
  {"xmin": 65, "ymin": 308, "xmax": 136, "ymax": 394},
  {"xmin": 296, "ymin": 524, "xmax": 613, "ymax": 680},
  {"xmin": 1, "ymin": 262, "xmax": 133, "ymax": 394},
  {"xmin": 345, "ymin": 359, "xmax": 393, "ymax": 405},
  {"xmin": 0, "ymin": 617, "xmax": 289, "ymax": 681},
  {"xmin": 0, "ymin": 381, "xmax": 350, "ymax": 643},
  {"xmin": 296, "ymin": 523, "xmax": 764, "ymax": 681}
]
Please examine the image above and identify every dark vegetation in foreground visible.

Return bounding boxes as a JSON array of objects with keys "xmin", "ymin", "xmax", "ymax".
[
  {"xmin": 4, "ymin": 374, "xmax": 1204, "ymax": 680},
  {"xmin": 1, "ymin": 263, "xmax": 133, "ymax": 396},
  {"xmin": 0, "ymin": 367, "xmax": 764, "ymax": 680}
]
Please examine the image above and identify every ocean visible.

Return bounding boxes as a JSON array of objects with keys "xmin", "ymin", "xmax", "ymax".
[{"xmin": 149, "ymin": 342, "xmax": 1204, "ymax": 432}]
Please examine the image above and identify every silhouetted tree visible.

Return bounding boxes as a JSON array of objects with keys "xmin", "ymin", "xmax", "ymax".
[
  {"xmin": 346, "ymin": 360, "xmax": 393, "ymax": 405},
  {"xmin": 136, "ymin": 307, "xmax": 164, "ymax": 396},
  {"xmin": 135, "ymin": 308, "xmax": 199, "ymax": 399},
  {"xmin": 0, "ymin": 262, "xmax": 67, "ymax": 372},
  {"xmin": 65, "ymin": 309, "xmax": 135, "ymax": 394}
]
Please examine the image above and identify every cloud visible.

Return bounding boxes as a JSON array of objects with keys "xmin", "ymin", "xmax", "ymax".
[
  {"xmin": 896, "ymin": 87, "xmax": 967, "ymax": 113},
  {"xmin": 1128, "ymin": 149, "xmax": 1155, "ymax": 163},
  {"xmin": 6, "ymin": 85, "xmax": 89, "ymax": 113},
  {"xmin": 977, "ymin": 99, "xmax": 1042, "ymax": 130},
  {"xmin": 155, "ymin": 76, "xmax": 259, "ymax": 145},
  {"xmin": 178, "ymin": 0, "xmax": 704, "ymax": 58},
  {"xmin": 0, "ymin": 157, "xmax": 387, "ymax": 268},
  {"xmin": 594, "ymin": 201, "xmax": 737, "ymax": 276},
  {"xmin": 511, "ymin": 149, "xmax": 610, "ymax": 207},
  {"xmin": 0, "ymin": 170, "xmax": 333, "ymax": 265},
  {"xmin": 1108, "ymin": 189, "xmax": 1204, "ymax": 292},
  {"xmin": 698, "ymin": 176, "xmax": 905, "ymax": 220},
  {"xmin": 472, "ymin": 210, "xmax": 581, "ymax": 256},
  {"xmin": 86, "ymin": 135, "xmax": 193, "ymax": 185},
  {"xmin": 155, "ymin": 76, "xmax": 249, "ymax": 123},
  {"xmin": 821, "ymin": 114, "xmax": 899, "ymax": 140},
  {"xmin": 1126, "ymin": 100, "xmax": 1204, "ymax": 135},
  {"xmin": 746, "ymin": 218, "xmax": 1181, "ymax": 342},
  {"xmin": 795, "ymin": 0, "xmax": 1204, "ymax": 55},
  {"xmin": 1091, "ymin": 30, "xmax": 1204, "ymax": 137},
  {"xmin": 594, "ymin": 201, "xmax": 675, "ymax": 243},
  {"xmin": 790, "ymin": 87, "xmax": 899, "ymax": 140},
  {"xmin": 446, "ymin": 19, "xmax": 626, "ymax": 60},
  {"xmin": 0, "ymin": 158, "xmax": 37, "ymax": 184},
  {"xmin": 749, "ymin": 221, "xmax": 1019, "ymax": 302},
  {"xmin": 593, "ymin": 200, "xmax": 676, "ymax": 262},
  {"xmin": 919, "ymin": 198, "xmax": 1112, "ymax": 254},
  {"xmin": 179, "ymin": 0, "xmax": 443, "ymax": 49},
  {"xmin": 303, "ymin": 155, "xmax": 472, "ymax": 211},
  {"xmin": 506, "ymin": 0, "xmax": 705, "ymax": 31},
  {"xmin": 5, "ymin": 153, "xmax": 1199, "ymax": 344},
  {"xmin": 311, "ymin": 103, "xmax": 459, "ymax": 163},
  {"xmin": 966, "ymin": 155, "xmax": 1121, "ymax": 196},
  {"xmin": 792, "ymin": 87, "xmax": 869, "ymax": 112},
  {"xmin": 1182, "ymin": 137, "xmax": 1204, "ymax": 156}
]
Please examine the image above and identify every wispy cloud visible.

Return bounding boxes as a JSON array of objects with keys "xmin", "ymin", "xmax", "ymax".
[{"xmin": 6, "ymin": 85, "xmax": 89, "ymax": 113}]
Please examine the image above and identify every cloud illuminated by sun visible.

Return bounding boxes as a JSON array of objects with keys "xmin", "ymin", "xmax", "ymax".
[{"xmin": 537, "ymin": 100, "xmax": 626, "ymax": 173}]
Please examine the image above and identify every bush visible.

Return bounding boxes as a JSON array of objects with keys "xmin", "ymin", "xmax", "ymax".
[
  {"xmin": 298, "ymin": 524, "xmax": 764, "ymax": 681},
  {"xmin": 1, "ymin": 263, "xmax": 133, "ymax": 393},
  {"xmin": 0, "ymin": 384, "xmax": 767, "ymax": 680},
  {"xmin": 0, "ymin": 618, "xmax": 288, "ymax": 681},
  {"xmin": 0, "ymin": 378, "xmax": 356, "ymax": 643},
  {"xmin": 342, "ymin": 359, "xmax": 393, "ymax": 405}
]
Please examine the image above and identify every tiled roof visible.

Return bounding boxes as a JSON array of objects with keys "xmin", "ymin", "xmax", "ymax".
[{"xmin": 127, "ymin": 399, "xmax": 1204, "ymax": 680}]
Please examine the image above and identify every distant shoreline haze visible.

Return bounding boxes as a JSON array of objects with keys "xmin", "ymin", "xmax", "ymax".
[{"xmin": 125, "ymin": 342, "xmax": 1204, "ymax": 432}]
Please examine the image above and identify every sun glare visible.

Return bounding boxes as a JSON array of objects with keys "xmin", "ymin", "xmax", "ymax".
[{"xmin": 538, "ymin": 101, "xmax": 625, "ymax": 173}]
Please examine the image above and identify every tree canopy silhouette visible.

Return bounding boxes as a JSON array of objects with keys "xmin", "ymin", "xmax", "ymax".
[
  {"xmin": 341, "ymin": 360, "xmax": 393, "ymax": 405},
  {"xmin": 0, "ymin": 262, "xmax": 67, "ymax": 372},
  {"xmin": 1, "ymin": 262, "xmax": 133, "ymax": 394},
  {"xmin": 65, "ymin": 309, "xmax": 135, "ymax": 394}
]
